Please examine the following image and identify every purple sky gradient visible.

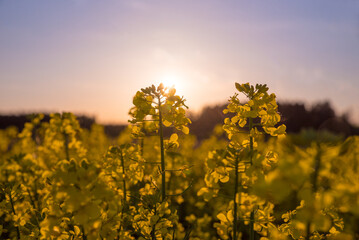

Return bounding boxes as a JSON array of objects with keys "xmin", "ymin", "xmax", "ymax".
[{"xmin": 1, "ymin": 0, "xmax": 358, "ymax": 124}]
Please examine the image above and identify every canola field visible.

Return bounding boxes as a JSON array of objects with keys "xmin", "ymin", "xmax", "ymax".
[{"xmin": 1, "ymin": 83, "xmax": 358, "ymax": 240}]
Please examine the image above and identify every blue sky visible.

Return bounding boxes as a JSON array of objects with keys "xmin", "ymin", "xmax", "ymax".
[{"xmin": 1, "ymin": 0, "xmax": 358, "ymax": 124}]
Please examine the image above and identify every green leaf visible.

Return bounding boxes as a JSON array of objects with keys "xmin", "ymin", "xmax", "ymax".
[{"xmin": 235, "ymin": 82, "xmax": 242, "ymax": 92}]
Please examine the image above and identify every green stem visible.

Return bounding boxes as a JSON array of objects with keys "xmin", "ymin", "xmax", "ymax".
[
  {"xmin": 140, "ymin": 122, "xmax": 145, "ymax": 157},
  {"xmin": 9, "ymin": 189, "xmax": 21, "ymax": 239},
  {"xmin": 158, "ymin": 98, "xmax": 166, "ymax": 202},
  {"xmin": 151, "ymin": 206, "xmax": 157, "ymax": 240},
  {"xmin": 248, "ymin": 117, "xmax": 255, "ymax": 240},
  {"xmin": 120, "ymin": 149, "xmax": 127, "ymax": 208},
  {"xmin": 307, "ymin": 144, "xmax": 321, "ymax": 240},
  {"xmin": 250, "ymin": 211, "xmax": 254, "ymax": 240},
  {"xmin": 306, "ymin": 222, "xmax": 311, "ymax": 240},
  {"xmin": 167, "ymin": 156, "xmax": 174, "ymax": 191},
  {"xmin": 81, "ymin": 225, "xmax": 87, "ymax": 240},
  {"xmin": 64, "ymin": 132, "xmax": 70, "ymax": 161},
  {"xmin": 22, "ymin": 177, "xmax": 36, "ymax": 210},
  {"xmin": 248, "ymin": 118, "xmax": 254, "ymax": 165},
  {"xmin": 233, "ymin": 154, "xmax": 239, "ymax": 240},
  {"xmin": 25, "ymin": 186, "xmax": 41, "ymax": 230},
  {"xmin": 312, "ymin": 144, "xmax": 321, "ymax": 193}
]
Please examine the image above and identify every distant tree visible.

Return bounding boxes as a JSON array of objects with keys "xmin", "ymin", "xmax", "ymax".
[
  {"xmin": 278, "ymin": 101, "xmax": 355, "ymax": 136},
  {"xmin": 0, "ymin": 114, "xmax": 95, "ymax": 132},
  {"xmin": 189, "ymin": 105, "xmax": 229, "ymax": 140},
  {"xmin": 309, "ymin": 101, "xmax": 336, "ymax": 128},
  {"xmin": 1, "ymin": 100, "xmax": 358, "ymax": 139},
  {"xmin": 189, "ymin": 101, "xmax": 358, "ymax": 141}
]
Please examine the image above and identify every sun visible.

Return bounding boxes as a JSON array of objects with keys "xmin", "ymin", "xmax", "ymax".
[{"xmin": 156, "ymin": 74, "xmax": 183, "ymax": 91}]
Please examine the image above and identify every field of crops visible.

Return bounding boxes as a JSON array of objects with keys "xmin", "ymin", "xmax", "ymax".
[{"xmin": 1, "ymin": 83, "xmax": 358, "ymax": 240}]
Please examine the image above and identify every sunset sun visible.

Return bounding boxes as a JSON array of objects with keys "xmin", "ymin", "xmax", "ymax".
[{"xmin": 156, "ymin": 74, "xmax": 184, "ymax": 92}]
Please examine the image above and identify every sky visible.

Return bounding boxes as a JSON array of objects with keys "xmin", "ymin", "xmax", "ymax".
[{"xmin": 0, "ymin": 0, "xmax": 358, "ymax": 124}]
